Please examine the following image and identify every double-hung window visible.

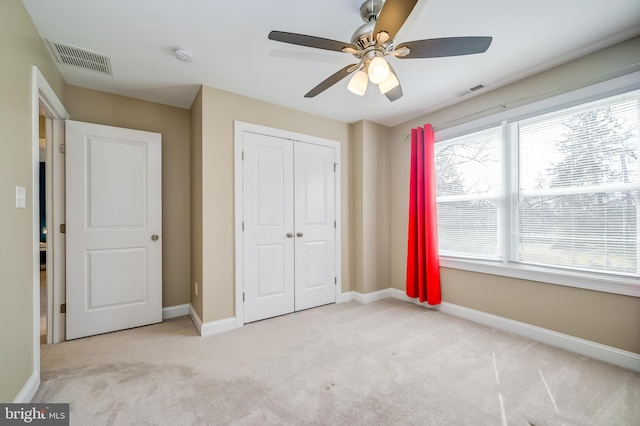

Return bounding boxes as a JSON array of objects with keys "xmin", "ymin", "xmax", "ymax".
[
  {"xmin": 434, "ymin": 79, "xmax": 639, "ymax": 295},
  {"xmin": 435, "ymin": 126, "xmax": 503, "ymax": 260}
]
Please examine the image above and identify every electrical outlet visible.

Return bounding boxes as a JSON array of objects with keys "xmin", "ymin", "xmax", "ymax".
[{"xmin": 194, "ymin": 282, "xmax": 198, "ymax": 296}]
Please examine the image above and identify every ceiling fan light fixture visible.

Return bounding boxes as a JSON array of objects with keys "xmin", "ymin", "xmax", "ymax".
[
  {"xmin": 347, "ymin": 70, "xmax": 368, "ymax": 96},
  {"xmin": 367, "ymin": 56, "xmax": 390, "ymax": 84},
  {"xmin": 379, "ymin": 72, "xmax": 399, "ymax": 94}
]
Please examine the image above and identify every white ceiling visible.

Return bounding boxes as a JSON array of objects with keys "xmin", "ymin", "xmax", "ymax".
[{"xmin": 22, "ymin": 0, "xmax": 640, "ymax": 127}]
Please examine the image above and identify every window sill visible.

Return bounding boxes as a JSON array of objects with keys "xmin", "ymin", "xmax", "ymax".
[{"xmin": 439, "ymin": 257, "xmax": 640, "ymax": 298}]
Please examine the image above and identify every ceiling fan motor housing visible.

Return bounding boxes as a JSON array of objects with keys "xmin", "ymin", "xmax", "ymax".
[
  {"xmin": 351, "ymin": 21, "xmax": 376, "ymax": 47},
  {"xmin": 360, "ymin": 0, "xmax": 385, "ymax": 22},
  {"xmin": 352, "ymin": 1, "xmax": 393, "ymax": 53}
]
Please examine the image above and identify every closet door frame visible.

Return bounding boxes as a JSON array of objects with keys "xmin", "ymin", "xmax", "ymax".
[{"xmin": 233, "ymin": 121, "xmax": 342, "ymax": 328}]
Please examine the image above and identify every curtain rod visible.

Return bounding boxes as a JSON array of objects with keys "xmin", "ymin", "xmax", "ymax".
[{"xmin": 403, "ymin": 61, "xmax": 640, "ymax": 138}]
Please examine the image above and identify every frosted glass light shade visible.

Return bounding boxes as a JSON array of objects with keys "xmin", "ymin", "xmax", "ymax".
[
  {"xmin": 347, "ymin": 71, "xmax": 368, "ymax": 96},
  {"xmin": 367, "ymin": 56, "xmax": 390, "ymax": 84},
  {"xmin": 379, "ymin": 71, "xmax": 399, "ymax": 94}
]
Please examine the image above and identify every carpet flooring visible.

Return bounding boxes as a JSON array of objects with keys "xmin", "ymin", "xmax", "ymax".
[{"xmin": 34, "ymin": 299, "xmax": 640, "ymax": 425}]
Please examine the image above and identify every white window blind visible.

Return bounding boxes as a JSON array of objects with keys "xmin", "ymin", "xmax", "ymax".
[
  {"xmin": 435, "ymin": 88, "xmax": 640, "ymax": 279},
  {"xmin": 435, "ymin": 126, "xmax": 503, "ymax": 260},
  {"xmin": 517, "ymin": 91, "xmax": 639, "ymax": 275}
]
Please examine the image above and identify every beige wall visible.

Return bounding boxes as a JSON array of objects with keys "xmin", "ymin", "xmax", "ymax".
[
  {"xmin": 64, "ymin": 86, "xmax": 191, "ymax": 308},
  {"xmin": 193, "ymin": 85, "xmax": 351, "ymax": 323},
  {"xmin": 389, "ymin": 36, "xmax": 640, "ymax": 354},
  {"xmin": 0, "ymin": 0, "xmax": 66, "ymax": 402},
  {"xmin": 350, "ymin": 122, "xmax": 364, "ymax": 294},
  {"xmin": 190, "ymin": 88, "xmax": 204, "ymax": 319},
  {"xmin": 350, "ymin": 121, "xmax": 391, "ymax": 294}
]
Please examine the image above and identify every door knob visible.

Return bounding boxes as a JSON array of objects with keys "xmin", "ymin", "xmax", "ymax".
[
  {"xmin": 296, "ymin": 232, "xmax": 304, "ymax": 237},
  {"xmin": 151, "ymin": 234, "xmax": 159, "ymax": 241},
  {"xmin": 286, "ymin": 232, "xmax": 294, "ymax": 238}
]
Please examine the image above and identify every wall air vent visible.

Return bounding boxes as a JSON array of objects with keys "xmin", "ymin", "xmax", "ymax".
[
  {"xmin": 454, "ymin": 82, "xmax": 486, "ymax": 97},
  {"xmin": 47, "ymin": 39, "xmax": 113, "ymax": 76}
]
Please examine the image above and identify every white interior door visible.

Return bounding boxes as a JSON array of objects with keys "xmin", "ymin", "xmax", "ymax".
[
  {"xmin": 294, "ymin": 142, "xmax": 336, "ymax": 310},
  {"xmin": 65, "ymin": 120, "xmax": 162, "ymax": 340},
  {"xmin": 242, "ymin": 132, "xmax": 295, "ymax": 323}
]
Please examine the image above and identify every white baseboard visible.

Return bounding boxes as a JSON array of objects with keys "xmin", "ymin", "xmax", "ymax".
[
  {"xmin": 350, "ymin": 288, "xmax": 393, "ymax": 304},
  {"xmin": 189, "ymin": 304, "xmax": 203, "ymax": 334},
  {"xmin": 13, "ymin": 370, "xmax": 39, "ymax": 403},
  {"xmin": 389, "ymin": 288, "xmax": 438, "ymax": 309},
  {"xmin": 388, "ymin": 288, "xmax": 640, "ymax": 373},
  {"xmin": 162, "ymin": 304, "xmax": 190, "ymax": 320},
  {"xmin": 201, "ymin": 317, "xmax": 236, "ymax": 337},
  {"xmin": 338, "ymin": 291, "xmax": 353, "ymax": 303},
  {"xmin": 188, "ymin": 304, "xmax": 236, "ymax": 337}
]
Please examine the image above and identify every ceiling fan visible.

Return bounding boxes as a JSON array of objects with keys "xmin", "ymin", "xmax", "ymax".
[{"xmin": 268, "ymin": 0, "xmax": 492, "ymax": 102}]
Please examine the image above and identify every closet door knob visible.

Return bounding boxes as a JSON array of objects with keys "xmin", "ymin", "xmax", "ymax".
[
  {"xmin": 286, "ymin": 232, "xmax": 294, "ymax": 238},
  {"xmin": 296, "ymin": 232, "xmax": 304, "ymax": 237}
]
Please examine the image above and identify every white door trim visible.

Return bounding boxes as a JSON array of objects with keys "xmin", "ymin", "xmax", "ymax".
[
  {"xmin": 234, "ymin": 121, "xmax": 342, "ymax": 328},
  {"xmin": 44, "ymin": 116, "xmax": 53, "ymax": 345},
  {"xmin": 28, "ymin": 66, "xmax": 68, "ymax": 401}
]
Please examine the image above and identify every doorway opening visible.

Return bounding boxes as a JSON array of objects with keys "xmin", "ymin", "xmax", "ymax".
[
  {"xmin": 38, "ymin": 114, "xmax": 48, "ymax": 344},
  {"xmin": 32, "ymin": 66, "xmax": 68, "ymax": 355}
]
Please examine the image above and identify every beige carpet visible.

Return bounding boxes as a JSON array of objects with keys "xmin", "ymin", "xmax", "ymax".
[{"xmin": 34, "ymin": 299, "xmax": 639, "ymax": 425}]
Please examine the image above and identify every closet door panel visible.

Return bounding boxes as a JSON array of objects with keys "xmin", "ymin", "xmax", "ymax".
[
  {"xmin": 294, "ymin": 142, "xmax": 336, "ymax": 310},
  {"xmin": 243, "ymin": 133, "xmax": 295, "ymax": 323}
]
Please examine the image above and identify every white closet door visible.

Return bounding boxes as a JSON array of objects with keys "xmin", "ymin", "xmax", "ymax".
[
  {"xmin": 294, "ymin": 142, "xmax": 336, "ymax": 310},
  {"xmin": 242, "ymin": 132, "xmax": 295, "ymax": 323}
]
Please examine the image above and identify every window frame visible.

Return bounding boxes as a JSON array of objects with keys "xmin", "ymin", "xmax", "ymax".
[{"xmin": 434, "ymin": 71, "xmax": 640, "ymax": 298}]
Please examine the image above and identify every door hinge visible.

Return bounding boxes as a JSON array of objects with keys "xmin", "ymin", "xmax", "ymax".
[
  {"xmin": 60, "ymin": 303, "xmax": 66, "ymax": 314},
  {"xmin": 59, "ymin": 143, "xmax": 65, "ymax": 154},
  {"xmin": 242, "ymin": 222, "xmax": 245, "ymax": 231},
  {"xmin": 242, "ymin": 150, "xmax": 245, "ymax": 161},
  {"xmin": 334, "ymin": 220, "xmax": 336, "ymax": 229},
  {"xmin": 334, "ymin": 277, "xmax": 337, "ymax": 285},
  {"xmin": 60, "ymin": 223, "xmax": 66, "ymax": 234},
  {"xmin": 333, "ymin": 163, "xmax": 337, "ymax": 172},
  {"xmin": 243, "ymin": 292, "xmax": 245, "ymax": 302}
]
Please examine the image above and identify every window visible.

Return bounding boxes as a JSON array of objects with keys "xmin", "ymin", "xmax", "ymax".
[
  {"xmin": 435, "ymin": 85, "xmax": 640, "ymax": 290},
  {"xmin": 435, "ymin": 126, "xmax": 503, "ymax": 260}
]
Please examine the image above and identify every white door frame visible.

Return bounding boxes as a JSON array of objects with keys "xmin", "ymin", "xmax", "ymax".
[
  {"xmin": 233, "ymin": 121, "xmax": 342, "ymax": 328},
  {"xmin": 31, "ymin": 67, "xmax": 68, "ymax": 389}
]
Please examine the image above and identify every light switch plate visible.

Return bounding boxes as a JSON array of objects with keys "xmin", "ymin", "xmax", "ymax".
[{"xmin": 16, "ymin": 186, "xmax": 26, "ymax": 208}]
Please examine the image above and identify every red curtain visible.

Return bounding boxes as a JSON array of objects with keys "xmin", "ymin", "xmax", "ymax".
[{"xmin": 406, "ymin": 124, "xmax": 441, "ymax": 305}]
